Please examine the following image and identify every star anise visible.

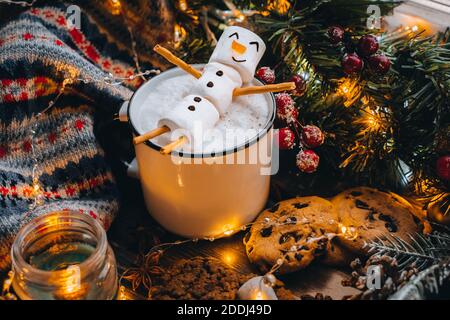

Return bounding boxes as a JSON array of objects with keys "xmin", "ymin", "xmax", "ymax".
[{"xmin": 120, "ymin": 250, "xmax": 164, "ymax": 293}]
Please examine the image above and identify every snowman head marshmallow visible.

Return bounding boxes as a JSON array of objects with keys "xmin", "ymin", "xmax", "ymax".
[{"xmin": 209, "ymin": 26, "xmax": 266, "ymax": 83}]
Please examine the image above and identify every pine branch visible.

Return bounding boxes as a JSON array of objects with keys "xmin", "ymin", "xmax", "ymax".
[
  {"xmin": 364, "ymin": 232, "xmax": 450, "ymax": 272},
  {"xmin": 172, "ymin": 0, "xmax": 448, "ymax": 202}
]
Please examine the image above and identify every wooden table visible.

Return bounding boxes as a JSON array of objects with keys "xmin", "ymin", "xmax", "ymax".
[
  {"xmin": 112, "ymin": 234, "xmax": 360, "ymax": 300},
  {"xmin": 109, "ymin": 178, "xmax": 360, "ymax": 300},
  {"xmin": 0, "ymin": 169, "xmax": 360, "ymax": 300}
]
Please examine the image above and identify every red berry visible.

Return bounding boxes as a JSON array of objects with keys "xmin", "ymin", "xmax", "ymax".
[
  {"xmin": 301, "ymin": 125, "xmax": 324, "ymax": 148},
  {"xmin": 276, "ymin": 127, "xmax": 296, "ymax": 150},
  {"xmin": 368, "ymin": 54, "xmax": 391, "ymax": 74},
  {"xmin": 358, "ymin": 35, "xmax": 379, "ymax": 57},
  {"xmin": 342, "ymin": 53, "xmax": 363, "ymax": 74},
  {"xmin": 436, "ymin": 155, "xmax": 450, "ymax": 181},
  {"xmin": 328, "ymin": 26, "xmax": 344, "ymax": 45},
  {"xmin": 296, "ymin": 149, "xmax": 320, "ymax": 173},
  {"xmin": 290, "ymin": 74, "xmax": 307, "ymax": 97},
  {"xmin": 256, "ymin": 67, "xmax": 275, "ymax": 84},
  {"xmin": 275, "ymin": 93, "xmax": 298, "ymax": 125}
]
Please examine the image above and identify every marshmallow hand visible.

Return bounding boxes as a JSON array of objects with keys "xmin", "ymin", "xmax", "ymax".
[
  {"xmin": 209, "ymin": 26, "xmax": 266, "ymax": 83},
  {"xmin": 157, "ymin": 95, "xmax": 219, "ymax": 146},
  {"xmin": 193, "ymin": 62, "xmax": 242, "ymax": 115}
]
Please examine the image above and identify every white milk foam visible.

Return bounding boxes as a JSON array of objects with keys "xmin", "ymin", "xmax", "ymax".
[{"xmin": 137, "ymin": 74, "xmax": 271, "ymax": 153}]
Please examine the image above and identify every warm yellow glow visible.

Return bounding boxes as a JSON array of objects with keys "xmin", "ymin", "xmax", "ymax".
[
  {"xmin": 178, "ymin": 0, "xmax": 188, "ymax": 11},
  {"xmin": 337, "ymin": 78, "xmax": 361, "ymax": 107},
  {"xmin": 221, "ymin": 250, "xmax": 236, "ymax": 266},
  {"xmin": 63, "ymin": 265, "xmax": 81, "ymax": 295},
  {"xmin": 117, "ymin": 286, "xmax": 130, "ymax": 300},
  {"xmin": 361, "ymin": 95, "xmax": 370, "ymax": 106},
  {"xmin": 43, "ymin": 213, "xmax": 60, "ymax": 229},
  {"xmin": 108, "ymin": 0, "xmax": 122, "ymax": 16},
  {"xmin": 32, "ymin": 182, "xmax": 40, "ymax": 193},
  {"xmin": 222, "ymin": 224, "xmax": 236, "ymax": 236},
  {"xmin": 254, "ymin": 291, "xmax": 264, "ymax": 300},
  {"xmin": 53, "ymin": 265, "xmax": 85, "ymax": 300},
  {"xmin": 355, "ymin": 107, "xmax": 387, "ymax": 135},
  {"xmin": 415, "ymin": 178, "xmax": 439, "ymax": 197},
  {"xmin": 338, "ymin": 223, "xmax": 358, "ymax": 241},
  {"xmin": 174, "ymin": 24, "xmax": 187, "ymax": 49},
  {"xmin": 267, "ymin": 0, "xmax": 291, "ymax": 15},
  {"xmin": 2, "ymin": 271, "xmax": 13, "ymax": 294},
  {"xmin": 364, "ymin": 114, "xmax": 381, "ymax": 131},
  {"xmin": 223, "ymin": 230, "xmax": 234, "ymax": 236},
  {"xmin": 394, "ymin": 12, "xmax": 434, "ymax": 35}
]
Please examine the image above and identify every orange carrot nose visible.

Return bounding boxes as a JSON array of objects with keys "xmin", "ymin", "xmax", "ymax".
[{"xmin": 232, "ymin": 40, "xmax": 247, "ymax": 55}]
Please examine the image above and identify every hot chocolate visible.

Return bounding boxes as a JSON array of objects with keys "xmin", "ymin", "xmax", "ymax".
[{"xmin": 134, "ymin": 73, "xmax": 272, "ymax": 154}]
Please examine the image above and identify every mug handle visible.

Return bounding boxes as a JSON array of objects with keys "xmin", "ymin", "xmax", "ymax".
[
  {"xmin": 118, "ymin": 100, "xmax": 130, "ymax": 123},
  {"xmin": 116, "ymin": 100, "xmax": 140, "ymax": 180},
  {"xmin": 126, "ymin": 158, "xmax": 140, "ymax": 179}
]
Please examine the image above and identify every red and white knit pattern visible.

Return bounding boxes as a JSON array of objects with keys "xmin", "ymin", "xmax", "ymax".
[{"xmin": 0, "ymin": 4, "xmax": 148, "ymax": 270}]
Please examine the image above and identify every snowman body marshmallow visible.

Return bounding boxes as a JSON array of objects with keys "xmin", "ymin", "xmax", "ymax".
[
  {"xmin": 158, "ymin": 26, "xmax": 266, "ymax": 149},
  {"xmin": 158, "ymin": 95, "xmax": 219, "ymax": 145},
  {"xmin": 193, "ymin": 62, "xmax": 242, "ymax": 115}
]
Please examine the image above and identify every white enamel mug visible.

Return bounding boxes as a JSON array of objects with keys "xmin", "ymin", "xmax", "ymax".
[{"xmin": 119, "ymin": 66, "xmax": 276, "ymax": 239}]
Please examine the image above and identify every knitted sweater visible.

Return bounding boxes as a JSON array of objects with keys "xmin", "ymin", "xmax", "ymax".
[{"xmin": 0, "ymin": 4, "xmax": 151, "ymax": 270}]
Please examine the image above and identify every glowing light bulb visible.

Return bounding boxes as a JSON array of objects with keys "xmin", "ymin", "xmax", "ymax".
[
  {"xmin": 338, "ymin": 223, "xmax": 358, "ymax": 241},
  {"xmin": 117, "ymin": 286, "xmax": 129, "ymax": 300},
  {"xmin": 33, "ymin": 183, "xmax": 40, "ymax": 193},
  {"xmin": 222, "ymin": 251, "xmax": 236, "ymax": 266},
  {"xmin": 254, "ymin": 291, "xmax": 264, "ymax": 300},
  {"xmin": 222, "ymin": 224, "xmax": 235, "ymax": 236},
  {"xmin": 108, "ymin": 0, "xmax": 122, "ymax": 15},
  {"xmin": 178, "ymin": 0, "xmax": 188, "ymax": 11}
]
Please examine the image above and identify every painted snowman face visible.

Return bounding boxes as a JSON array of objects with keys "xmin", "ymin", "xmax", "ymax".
[{"xmin": 209, "ymin": 26, "xmax": 266, "ymax": 83}]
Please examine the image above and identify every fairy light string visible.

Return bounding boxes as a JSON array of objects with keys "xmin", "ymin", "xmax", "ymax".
[
  {"xmin": 118, "ymin": 213, "xmax": 358, "ymax": 300},
  {"xmin": 0, "ymin": 0, "xmax": 36, "ymax": 6},
  {"xmin": 25, "ymin": 66, "xmax": 159, "ymax": 211},
  {"xmin": 0, "ymin": 0, "xmax": 161, "ymax": 299},
  {"xmin": 4, "ymin": 0, "xmax": 356, "ymax": 300}
]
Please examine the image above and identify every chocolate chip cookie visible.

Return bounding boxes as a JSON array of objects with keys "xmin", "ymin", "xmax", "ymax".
[
  {"xmin": 331, "ymin": 187, "xmax": 420, "ymax": 255},
  {"xmin": 244, "ymin": 197, "xmax": 339, "ymax": 274}
]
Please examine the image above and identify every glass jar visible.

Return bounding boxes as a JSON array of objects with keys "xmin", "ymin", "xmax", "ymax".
[{"xmin": 11, "ymin": 211, "xmax": 118, "ymax": 300}]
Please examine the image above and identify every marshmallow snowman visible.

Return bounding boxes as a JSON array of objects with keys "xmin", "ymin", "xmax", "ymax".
[
  {"xmin": 157, "ymin": 26, "xmax": 267, "ymax": 150},
  {"xmin": 158, "ymin": 95, "xmax": 219, "ymax": 144},
  {"xmin": 209, "ymin": 26, "xmax": 266, "ymax": 83},
  {"xmin": 192, "ymin": 26, "xmax": 266, "ymax": 115}
]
